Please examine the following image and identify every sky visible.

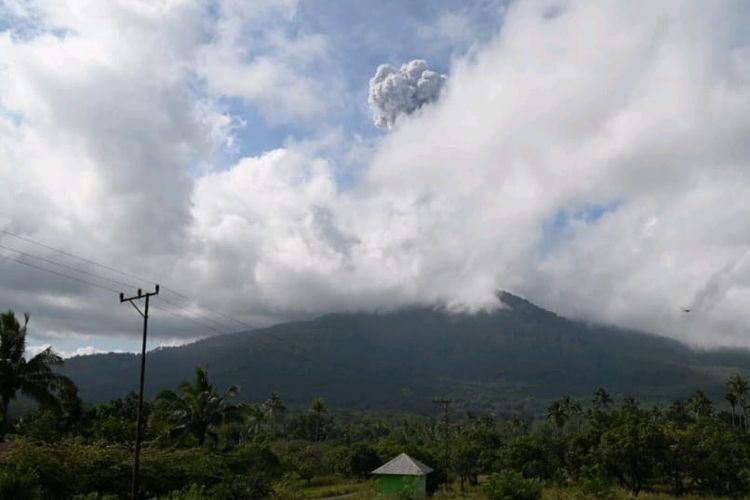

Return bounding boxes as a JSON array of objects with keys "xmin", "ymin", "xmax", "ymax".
[{"xmin": 1, "ymin": 0, "xmax": 750, "ymax": 356}]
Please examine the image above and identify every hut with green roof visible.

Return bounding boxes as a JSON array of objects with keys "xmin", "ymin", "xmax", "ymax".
[{"xmin": 371, "ymin": 453, "xmax": 433, "ymax": 497}]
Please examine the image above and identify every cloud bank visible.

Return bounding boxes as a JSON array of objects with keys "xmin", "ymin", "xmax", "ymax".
[{"xmin": 1, "ymin": 0, "xmax": 750, "ymax": 351}]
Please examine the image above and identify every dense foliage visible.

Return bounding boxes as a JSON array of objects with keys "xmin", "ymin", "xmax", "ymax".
[
  {"xmin": 4, "ymin": 376, "xmax": 750, "ymax": 499},
  {"xmin": 4, "ymin": 309, "xmax": 750, "ymax": 498}
]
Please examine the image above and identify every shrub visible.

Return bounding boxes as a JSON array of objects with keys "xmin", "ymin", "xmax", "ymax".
[
  {"xmin": 576, "ymin": 465, "xmax": 614, "ymax": 500},
  {"xmin": 72, "ymin": 494, "xmax": 119, "ymax": 500},
  {"xmin": 0, "ymin": 467, "xmax": 42, "ymax": 499},
  {"xmin": 153, "ymin": 484, "xmax": 213, "ymax": 500},
  {"xmin": 484, "ymin": 470, "xmax": 543, "ymax": 500}
]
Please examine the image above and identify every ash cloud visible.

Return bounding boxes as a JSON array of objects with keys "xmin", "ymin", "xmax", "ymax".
[{"xmin": 368, "ymin": 60, "xmax": 446, "ymax": 130}]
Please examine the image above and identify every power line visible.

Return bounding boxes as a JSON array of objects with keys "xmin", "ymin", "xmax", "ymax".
[
  {"xmin": 0, "ymin": 249, "xmax": 235, "ymax": 338},
  {"xmin": 0, "ymin": 249, "xmax": 120, "ymax": 294},
  {"xmin": 151, "ymin": 303, "xmax": 231, "ymax": 336},
  {"xmin": 0, "ymin": 242, "xmax": 138, "ymax": 290},
  {"xmin": 160, "ymin": 285, "xmax": 254, "ymax": 330},
  {"xmin": 0, "ymin": 233, "xmax": 326, "ymax": 373},
  {"xmin": 1, "ymin": 229, "xmax": 156, "ymax": 285},
  {"xmin": 158, "ymin": 296, "xmax": 235, "ymax": 334},
  {"xmin": 1, "ymin": 242, "xmax": 372, "ymax": 388},
  {"xmin": 0, "ymin": 230, "xmax": 253, "ymax": 332}
]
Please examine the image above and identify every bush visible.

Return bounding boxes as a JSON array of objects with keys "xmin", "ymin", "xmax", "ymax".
[
  {"xmin": 0, "ymin": 467, "xmax": 42, "ymax": 499},
  {"xmin": 0, "ymin": 439, "xmax": 281, "ymax": 499},
  {"xmin": 152, "ymin": 484, "xmax": 212, "ymax": 500},
  {"xmin": 484, "ymin": 470, "xmax": 543, "ymax": 500},
  {"xmin": 575, "ymin": 466, "xmax": 614, "ymax": 500}
]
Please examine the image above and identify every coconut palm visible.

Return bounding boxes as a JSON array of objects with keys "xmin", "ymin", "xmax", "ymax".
[
  {"xmin": 592, "ymin": 387, "xmax": 613, "ymax": 412},
  {"xmin": 726, "ymin": 392, "xmax": 738, "ymax": 428},
  {"xmin": 727, "ymin": 374, "xmax": 749, "ymax": 432},
  {"xmin": 547, "ymin": 400, "xmax": 567, "ymax": 429},
  {"xmin": 262, "ymin": 392, "xmax": 286, "ymax": 438},
  {"xmin": 153, "ymin": 367, "xmax": 242, "ymax": 446},
  {"xmin": 686, "ymin": 390, "xmax": 713, "ymax": 419},
  {"xmin": 243, "ymin": 404, "xmax": 266, "ymax": 442},
  {"xmin": 308, "ymin": 397, "xmax": 328, "ymax": 441},
  {"xmin": 0, "ymin": 311, "xmax": 72, "ymax": 439}
]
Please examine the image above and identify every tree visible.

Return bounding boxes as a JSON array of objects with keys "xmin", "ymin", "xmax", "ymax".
[
  {"xmin": 686, "ymin": 390, "xmax": 712, "ymax": 419},
  {"xmin": 153, "ymin": 367, "xmax": 243, "ymax": 447},
  {"xmin": 562, "ymin": 395, "xmax": 583, "ymax": 432},
  {"xmin": 308, "ymin": 397, "xmax": 328, "ymax": 442},
  {"xmin": 0, "ymin": 311, "xmax": 73, "ymax": 439},
  {"xmin": 726, "ymin": 392, "xmax": 738, "ymax": 428},
  {"xmin": 599, "ymin": 399, "xmax": 665, "ymax": 495},
  {"xmin": 244, "ymin": 405, "xmax": 266, "ymax": 442},
  {"xmin": 727, "ymin": 374, "xmax": 748, "ymax": 431},
  {"xmin": 453, "ymin": 433, "xmax": 482, "ymax": 491},
  {"xmin": 546, "ymin": 400, "xmax": 567, "ymax": 430},
  {"xmin": 263, "ymin": 392, "xmax": 286, "ymax": 438},
  {"xmin": 592, "ymin": 388, "xmax": 613, "ymax": 412}
]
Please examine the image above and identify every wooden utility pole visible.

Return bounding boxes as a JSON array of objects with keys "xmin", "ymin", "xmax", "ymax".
[{"xmin": 120, "ymin": 285, "xmax": 159, "ymax": 500}]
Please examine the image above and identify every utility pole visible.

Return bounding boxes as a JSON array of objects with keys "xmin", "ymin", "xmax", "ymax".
[
  {"xmin": 120, "ymin": 285, "xmax": 159, "ymax": 500},
  {"xmin": 432, "ymin": 397, "xmax": 452, "ymax": 473}
]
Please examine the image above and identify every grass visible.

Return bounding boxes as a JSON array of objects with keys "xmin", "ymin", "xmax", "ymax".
[
  {"xmin": 280, "ymin": 477, "xmax": 732, "ymax": 500},
  {"xmin": 301, "ymin": 480, "xmax": 372, "ymax": 498},
  {"xmin": 274, "ymin": 475, "xmax": 373, "ymax": 499}
]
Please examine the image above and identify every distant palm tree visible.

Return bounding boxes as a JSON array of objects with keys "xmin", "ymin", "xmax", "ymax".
[
  {"xmin": 546, "ymin": 400, "xmax": 567, "ymax": 429},
  {"xmin": 243, "ymin": 405, "xmax": 266, "ymax": 442},
  {"xmin": 0, "ymin": 311, "xmax": 72, "ymax": 439},
  {"xmin": 726, "ymin": 392, "xmax": 738, "ymax": 428},
  {"xmin": 153, "ymin": 367, "xmax": 242, "ymax": 446},
  {"xmin": 562, "ymin": 395, "xmax": 583, "ymax": 431},
  {"xmin": 727, "ymin": 374, "xmax": 749, "ymax": 432},
  {"xmin": 592, "ymin": 387, "xmax": 613, "ymax": 412},
  {"xmin": 263, "ymin": 392, "xmax": 286, "ymax": 438},
  {"xmin": 686, "ymin": 390, "xmax": 713, "ymax": 419},
  {"xmin": 308, "ymin": 397, "xmax": 328, "ymax": 441}
]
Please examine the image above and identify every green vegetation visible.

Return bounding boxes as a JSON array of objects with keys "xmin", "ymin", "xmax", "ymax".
[
  {"xmin": 5, "ymin": 374, "xmax": 750, "ymax": 498},
  {"xmin": 4, "ymin": 308, "xmax": 750, "ymax": 498},
  {"xmin": 0, "ymin": 311, "xmax": 74, "ymax": 438}
]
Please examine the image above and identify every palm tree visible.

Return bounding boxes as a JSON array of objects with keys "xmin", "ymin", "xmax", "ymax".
[
  {"xmin": 727, "ymin": 374, "xmax": 749, "ymax": 432},
  {"xmin": 726, "ymin": 392, "xmax": 738, "ymax": 428},
  {"xmin": 263, "ymin": 392, "xmax": 286, "ymax": 438},
  {"xmin": 153, "ymin": 367, "xmax": 242, "ymax": 446},
  {"xmin": 243, "ymin": 404, "xmax": 266, "ymax": 442},
  {"xmin": 592, "ymin": 387, "xmax": 613, "ymax": 412},
  {"xmin": 563, "ymin": 396, "xmax": 583, "ymax": 432},
  {"xmin": 546, "ymin": 400, "xmax": 567, "ymax": 429},
  {"xmin": 308, "ymin": 397, "xmax": 328, "ymax": 442},
  {"xmin": 686, "ymin": 390, "xmax": 713, "ymax": 419},
  {"xmin": 0, "ymin": 311, "xmax": 72, "ymax": 439}
]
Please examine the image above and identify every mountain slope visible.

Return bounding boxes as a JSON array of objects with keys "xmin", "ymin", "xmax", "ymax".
[{"xmin": 61, "ymin": 293, "xmax": 750, "ymax": 414}]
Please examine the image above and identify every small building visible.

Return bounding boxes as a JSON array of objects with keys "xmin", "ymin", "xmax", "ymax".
[{"xmin": 371, "ymin": 453, "xmax": 433, "ymax": 497}]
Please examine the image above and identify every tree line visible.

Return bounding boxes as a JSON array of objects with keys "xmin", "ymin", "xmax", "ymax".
[{"xmin": 2, "ymin": 310, "xmax": 750, "ymax": 499}]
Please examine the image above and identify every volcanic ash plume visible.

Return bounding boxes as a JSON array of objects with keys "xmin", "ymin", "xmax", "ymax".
[{"xmin": 368, "ymin": 60, "xmax": 446, "ymax": 130}]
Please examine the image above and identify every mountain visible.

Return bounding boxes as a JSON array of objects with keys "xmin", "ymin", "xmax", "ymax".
[{"xmin": 61, "ymin": 292, "xmax": 750, "ymax": 415}]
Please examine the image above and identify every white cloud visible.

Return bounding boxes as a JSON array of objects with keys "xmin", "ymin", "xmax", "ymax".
[
  {"xmin": 2, "ymin": 0, "xmax": 750, "ymax": 351},
  {"xmin": 196, "ymin": 0, "xmax": 344, "ymax": 124}
]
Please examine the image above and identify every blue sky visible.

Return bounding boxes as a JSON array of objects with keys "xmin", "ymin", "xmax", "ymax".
[
  {"xmin": 213, "ymin": 0, "xmax": 506, "ymax": 161},
  {"xmin": 2, "ymin": 0, "xmax": 750, "ymax": 353}
]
